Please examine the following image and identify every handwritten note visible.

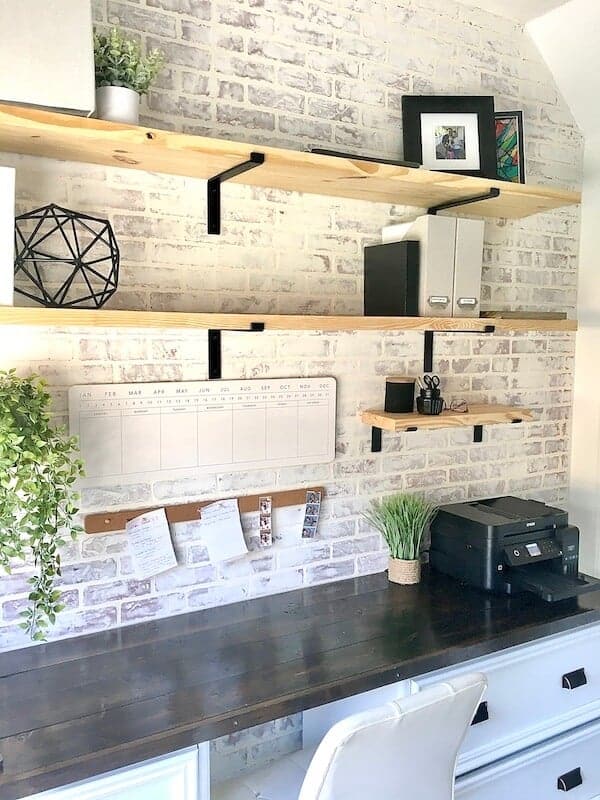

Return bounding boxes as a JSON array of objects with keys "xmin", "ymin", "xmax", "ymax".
[
  {"xmin": 126, "ymin": 508, "xmax": 178, "ymax": 579},
  {"xmin": 201, "ymin": 498, "xmax": 248, "ymax": 562}
]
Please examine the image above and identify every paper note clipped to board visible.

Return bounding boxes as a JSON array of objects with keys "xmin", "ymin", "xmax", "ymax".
[
  {"xmin": 201, "ymin": 498, "xmax": 248, "ymax": 562},
  {"xmin": 126, "ymin": 508, "xmax": 178, "ymax": 579}
]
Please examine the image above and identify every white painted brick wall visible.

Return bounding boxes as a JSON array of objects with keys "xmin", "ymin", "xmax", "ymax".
[
  {"xmin": 0, "ymin": 0, "xmax": 584, "ymax": 779},
  {"xmin": 0, "ymin": 325, "xmax": 577, "ymax": 650}
]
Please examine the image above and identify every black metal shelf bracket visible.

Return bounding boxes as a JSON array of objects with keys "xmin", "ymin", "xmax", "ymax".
[
  {"xmin": 207, "ymin": 152, "xmax": 266, "ymax": 235},
  {"xmin": 371, "ymin": 427, "xmax": 382, "ymax": 452},
  {"xmin": 473, "ymin": 425, "xmax": 483, "ymax": 443},
  {"xmin": 427, "ymin": 187, "xmax": 500, "ymax": 216},
  {"xmin": 424, "ymin": 330, "xmax": 435, "ymax": 373},
  {"xmin": 208, "ymin": 323, "xmax": 265, "ymax": 380},
  {"xmin": 423, "ymin": 325, "xmax": 496, "ymax": 373}
]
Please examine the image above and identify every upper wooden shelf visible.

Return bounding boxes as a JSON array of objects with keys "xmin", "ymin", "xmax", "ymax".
[
  {"xmin": 0, "ymin": 104, "xmax": 581, "ymax": 219},
  {"xmin": 0, "ymin": 307, "xmax": 578, "ymax": 332}
]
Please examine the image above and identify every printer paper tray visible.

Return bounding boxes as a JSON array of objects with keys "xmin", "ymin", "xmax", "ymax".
[{"xmin": 510, "ymin": 566, "xmax": 600, "ymax": 602}]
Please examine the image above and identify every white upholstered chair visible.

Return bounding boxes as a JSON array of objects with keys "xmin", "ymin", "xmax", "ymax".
[{"xmin": 213, "ymin": 672, "xmax": 487, "ymax": 800}]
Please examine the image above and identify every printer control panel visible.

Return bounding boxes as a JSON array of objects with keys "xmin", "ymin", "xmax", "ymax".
[{"xmin": 504, "ymin": 538, "xmax": 562, "ymax": 567}]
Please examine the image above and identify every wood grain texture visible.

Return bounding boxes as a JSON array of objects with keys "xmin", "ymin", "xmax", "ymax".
[
  {"xmin": 84, "ymin": 486, "xmax": 325, "ymax": 534},
  {"xmin": 361, "ymin": 404, "xmax": 534, "ymax": 432},
  {"xmin": 0, "ymin": 307, "xmax": 579, "ymax": 332},
  {"xmin": 1, "ymin": 571, "xmax": 600, "ymax": 799},
  {"xmin": 0, "ymin": 104, "xmax": 581, "ymax": 218},
  {"xmin": 481, "ymin": 310, "xmax": 568, "ymax": 320}
]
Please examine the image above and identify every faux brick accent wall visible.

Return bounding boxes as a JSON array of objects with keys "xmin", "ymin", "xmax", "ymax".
[
  {"xmin": 0, "ymin": 0, "xmax": 582, "ymax": 646},
  {"xmin": 0, "ymin": 0, "xmax": 584, "ymax": 780}
]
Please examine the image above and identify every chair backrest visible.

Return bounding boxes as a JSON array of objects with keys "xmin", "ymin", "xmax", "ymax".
[{"xmin": 298, "ymin": 672, "xmax": 486, "ymax": 800}]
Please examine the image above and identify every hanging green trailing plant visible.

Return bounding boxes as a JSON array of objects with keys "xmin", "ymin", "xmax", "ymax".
[
  {"xmin": 0, "ymin": 370, "xmax": 84, "ymax": 640},
  {"xmin": 364, "ymin": 493, "xmax": 437, "ymax": 561},
  {"xmin": 94, "ymin": 26, "xmax": 165, "ymax": 95}
]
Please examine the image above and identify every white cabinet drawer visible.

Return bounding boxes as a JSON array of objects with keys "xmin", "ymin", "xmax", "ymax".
[
  {"xmin": 456, "ymin": 718, "xmax": 600, "ymax": 800},
  {"xmin": 413, "ymin": 624, "xmax": 600, "ymax": 774},
  {"xmin": 26, "ymin": 745, "xmax": 208, "ymax": 800}
]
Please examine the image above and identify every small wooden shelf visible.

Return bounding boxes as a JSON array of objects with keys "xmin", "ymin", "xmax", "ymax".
[
  {"xmin": 361, "ymin": 404, "xmax": 534, "ymax": 433},
  {"xmin": 0, "ymin": 307, "xmax": 578, "ymax": 333},
  {"xmin": 0, "ymin": 104, "xmax": 581, "ymax": 219}
]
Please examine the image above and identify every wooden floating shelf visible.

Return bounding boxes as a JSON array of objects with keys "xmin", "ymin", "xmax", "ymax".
[
  {"xmin": 361, "ymin": 404, "xmax": 534, "ymax": 433},
  {"xmin": 0, "ymin": 104, "xmax": 581, "ymax": 219},
  {"xmin": 0, "ymin": 307, "xmax": 578, "ymax": 333}
]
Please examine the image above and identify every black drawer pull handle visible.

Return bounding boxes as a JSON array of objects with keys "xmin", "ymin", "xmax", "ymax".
[
  {"xmin": 471, "ymin": 701, "xmax": 489, "ymax": 726},
  {"xmin": 558, "ymin": 767, "xmax": 582, "ymax": 791},
  {"xmin": 562, "ymin": 668, "xmax": 587, "ymax": 690}
]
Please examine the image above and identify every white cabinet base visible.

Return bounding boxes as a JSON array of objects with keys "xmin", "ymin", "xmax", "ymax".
[
  {"xmin": 412, "ymin": 623, "xmax": 600, "ymax": 775},
  {"xmin": 457, "ymin": 718, "xmax": 600, "ymax": 800},
  {"xmin": 26, "ymin": 744, "xmax": 209, "ymax": 800}
]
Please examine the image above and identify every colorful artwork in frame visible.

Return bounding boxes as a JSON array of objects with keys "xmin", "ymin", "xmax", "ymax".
[{"xmin": 495, "ymin": 111, "xmax": 525, "ymax": 183}]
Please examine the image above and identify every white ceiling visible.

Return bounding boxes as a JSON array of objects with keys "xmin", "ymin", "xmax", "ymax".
[
  {"xmin": 528, "ymin": 0, "xmax": 600, "ymax": 134},
  {"xmin": 454, "ymin": 0, "xmax": 569, "ymax": 22}
]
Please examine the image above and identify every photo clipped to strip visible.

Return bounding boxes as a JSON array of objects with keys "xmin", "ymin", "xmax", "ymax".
[
  {"xmin": 302, "ymin": 490, "xmax": 322, "ymax": 539},
  {"xmin": 258, "ymin": 495, "xmax": 273, "ymax": 547}
]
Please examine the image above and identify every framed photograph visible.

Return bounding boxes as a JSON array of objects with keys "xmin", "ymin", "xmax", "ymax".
[
  {"xmin": 495, "ymin": 110, "xmax": 525, "ymax": 183},
  {"xmin": 402, "ymin": 96, "xmax": 497, "ymax": 178}
]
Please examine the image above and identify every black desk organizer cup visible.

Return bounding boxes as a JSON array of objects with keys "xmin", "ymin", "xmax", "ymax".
[{"xmin": 416, "ymin": 376, "xmax": 444, "ymax": 415}]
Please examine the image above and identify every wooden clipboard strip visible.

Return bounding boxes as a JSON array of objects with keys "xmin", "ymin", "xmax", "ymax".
[{"xmin": 84, "ymin": 487, "xmax": 326, "ymax": 534}]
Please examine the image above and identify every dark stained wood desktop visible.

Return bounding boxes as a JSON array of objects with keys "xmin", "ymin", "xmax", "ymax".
[{"xmin": 2, "ymin": 570, "xmax": 600, "ymax": 799}]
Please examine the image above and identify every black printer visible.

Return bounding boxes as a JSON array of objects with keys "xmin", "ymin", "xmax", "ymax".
[{"xmin": 429, "ymin": 496, "xmax": 600, "ymax": 602}]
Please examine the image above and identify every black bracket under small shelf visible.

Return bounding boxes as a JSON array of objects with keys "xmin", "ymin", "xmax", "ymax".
[
  {"xmin": 427, "ymin": 187, "xmax": 500, "ymax": 216},
  {"xmin": 423, "ymin": 325, "xmax": 496, "ymax": 373},
  {"xmin": 207, "ymin": 152, "xmax": 265, "ymax": 235},
  {"xmin": 371, "ymin": 427, "xmax": 382, "ymax": 452},
  {"xmin": 208, "ymin": 323, "xmax": 265, "ymax": 380}
]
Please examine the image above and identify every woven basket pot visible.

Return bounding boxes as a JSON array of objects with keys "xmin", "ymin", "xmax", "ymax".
[{"xmin": 388, "ymin": 557, "xmax": 421, "ymax": 585}]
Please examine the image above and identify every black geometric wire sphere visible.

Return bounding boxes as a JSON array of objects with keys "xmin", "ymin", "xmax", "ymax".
[{"xmin": 14, "ymin": 204, "xmax": 120, "ymax": 309}]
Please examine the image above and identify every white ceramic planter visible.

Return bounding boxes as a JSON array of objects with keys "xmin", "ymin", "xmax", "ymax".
[
  {"xmin": 95, "ymin": 86, "xmax": 140, "ymax": 125},
  {"xmin": 0, "ymin": 166, "xmax": 15, "ymax": 307}
]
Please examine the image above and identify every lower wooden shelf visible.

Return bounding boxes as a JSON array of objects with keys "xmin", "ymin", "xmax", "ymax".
[{"xmin": 361, "ymin": 404, "xmax": 533, "ymax": 451}]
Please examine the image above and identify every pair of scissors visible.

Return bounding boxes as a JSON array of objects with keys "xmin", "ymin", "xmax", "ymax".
[{"xmin": 424, "ymin": 375, "xmax": 440, "ymax": 390}]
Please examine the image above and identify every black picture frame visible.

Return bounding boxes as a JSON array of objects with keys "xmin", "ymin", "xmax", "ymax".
[
  {"xmin": 495, "ymin": 110, "xmax": 526, "ymax": 184},
  {"xmin": 402, "ymin": 95, "xmax": 497, "ymax": 179}
]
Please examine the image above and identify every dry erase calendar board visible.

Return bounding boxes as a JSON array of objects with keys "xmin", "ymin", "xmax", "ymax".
[{"xmin": 69, "ymin": 377, "xmax": 336, "ymax": 485}]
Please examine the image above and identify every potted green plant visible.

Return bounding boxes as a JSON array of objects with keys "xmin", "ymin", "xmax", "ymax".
[
  {"xmin": 364, "ymin": 493, "xmax": 437, "ymax": 585},
  {"xmin": 0, "ymin": 371, "xmax": 84, "ymax": 640},
  {"xmin": 93, "ymin": 27, "xmax": 165, "ymax": 124}
]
